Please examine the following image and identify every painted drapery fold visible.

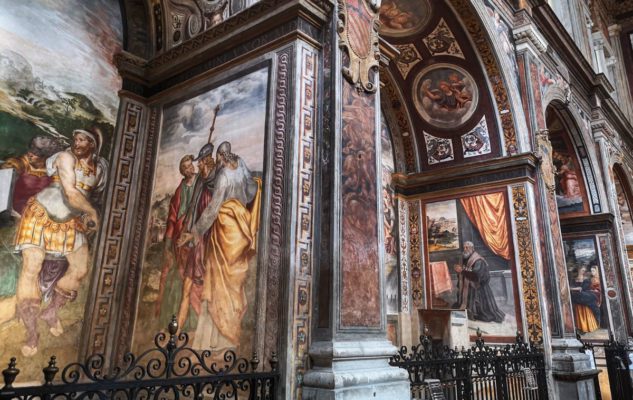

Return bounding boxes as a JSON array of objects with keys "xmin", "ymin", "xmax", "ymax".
[{"xmin": 460, "ymin": 193, "xmax": 511, "ymax": 261}]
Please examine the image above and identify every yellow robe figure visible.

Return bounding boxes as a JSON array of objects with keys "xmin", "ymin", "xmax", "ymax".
[{"xmin": 193, "ymin": 177, "xmax": 261, "ymax": 350}]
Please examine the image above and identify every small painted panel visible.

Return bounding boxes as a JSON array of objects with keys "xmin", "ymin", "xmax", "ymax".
[
  {"xmin": 424, "ymin": 192, "xmax": 519, "ymax": 339},
  {"xmin": 379, "ymin": 0, "xmax": 431, "ymax": 38},
  {"xmin": 461, "ymin": 117, "xmax": 491, "ymax": 158},
  {"xmin": 424, "ymin": 132, "xmax": 454, "ymax": 164},
  {"xmin": 564, "ymin": 237, "xmax": 609, "ymax": 339},
  {"xmin": 393, "ymin": 43, "xmax": 422, "ymax": 79},
  {"xmin": 413, "ymin": 64, "xmax": 478, "ymax": 129},
  {"xmin": 132, "ymin": 68, "xmax": 269, "ymax": 356},
  {"xmin": 422, "ymin": 18, "xmax": 464, "ymax": 59},
  {"xmin": 549, "ymin": 130, "xmax": 588, "ymax": 216}
]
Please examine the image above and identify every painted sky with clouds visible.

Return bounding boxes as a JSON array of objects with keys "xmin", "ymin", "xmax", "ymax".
[
  {"xmin": 0, "ymin": 0, "xmax": 122, "ymax": 121},
  {"xmin": 153, "ymin": 68, "xmax": 269, "ymax": 200}
]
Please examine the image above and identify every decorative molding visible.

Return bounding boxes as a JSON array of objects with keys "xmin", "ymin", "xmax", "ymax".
[
  {"xmin": 265, "ymin": 47, "xmax": 293, "ymax": 364},
  {"xmin": 408, "ymin": 200, "xmax": 423, "ymax": 308},
  {"xmin": 112, "ymin": 105, "xmax": 157, "ymax": 362},
  {"xmin": 598, "ymin": 235, "xmax": 628, "ymax": 342},
  {"xmin": 398, "ymin": 199, "xmax": 410, "ymax": 313},
  {"xmin": 290, "ymin": 46, "xmax": 317, "ymax": 399},
  {"xmin": 380, "ymin": 72, "xmax": 417, "ymax": 173},
  {"xmin": 535, "ymin": 129, "xmax": 556, "ymax": 193},
  {"xmin": 511, "ymin": 185, "xmax": 543, "ymax": 344},
  {"xmin": 512, "ymin": 24, "xmax": 548, "ymax": 55},
  {"xmin": 148, "ymin": 0, "xmax": 325, "ymax": 71},
  {"xmin": 80, "ymin": 99, "xmax": 148, "ymax": 358},
  {"xmin": 337, "ymin": 0, "xmax": 380, "ymax": 93}
]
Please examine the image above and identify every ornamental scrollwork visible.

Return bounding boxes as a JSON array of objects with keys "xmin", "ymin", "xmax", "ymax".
[{"xmin": 337, "ymin": 0, "xmax": 380, "ymax": 93}]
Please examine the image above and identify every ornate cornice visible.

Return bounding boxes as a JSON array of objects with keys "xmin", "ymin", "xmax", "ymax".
[{"xmin": 513, "ymin": 24, "xmax": 548, "ymax": 55}]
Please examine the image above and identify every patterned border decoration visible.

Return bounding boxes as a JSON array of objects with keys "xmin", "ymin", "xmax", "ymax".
[
  {"xmin": 408, "ymin": 200, "xmax": 423, "ymax": 307},
  {"xmin": 290, "ymin": 46, "xmax": 317, "ymax": 399},
  {"xmin": 448, "ymin": 0, "xmax": 517, "ymax": 153},
  {"xmin": 398, "ymin": 199, "xmax": 410, "ymax": 313},
  {"xmin": 114, "ymin": 105, "xmax": 158, "ymax": 362},
  {"xmin": 380, "ymin": 72, "xmax": 417, "ymax": 173},
  {"xmin": 82, "ymin": 100, "xmax": 146, "ymax": 356},
  {"xmin": 511, "ymin": 185, "xmax": 543, "ymax": 344},
  {"xmin": 265, "ymin": 48, "xmax": 293, "ymax": 362}
]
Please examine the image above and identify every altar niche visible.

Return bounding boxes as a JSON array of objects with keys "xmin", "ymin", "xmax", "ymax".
[{"xmin": 421, "ymin": 188, "xmax": 522, "ymax": 342}]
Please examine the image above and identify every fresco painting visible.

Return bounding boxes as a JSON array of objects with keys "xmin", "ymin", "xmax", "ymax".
[
  {"xmin": 379, "ymin": 0, "xmax": 432, "ymax": 38},
  {"xmin": 564, "ymin": 237, "xmax": 609, "ymax": 339},
  {"xmin": 425, "ymin": 193, "xmax": 518, "ymax": 337},
  {"xmin": 133, "ymin": 68, "xmax": 268, "ymax": 357},
  {"xmin": 549, "ymin": 131, "xmax": 587, "ymax": 216},
  {"xmin": 0, "ymin": 0, "xmax": 121, "ymax": 375},
  {"xmin": 413, "ymin": 65, "xmax": 478, "ymax": 129},
  {"xmin": 381, "ymin": 111, "xmax": 398, "ymax": 314},
  {"xmin": 614, "ymin": 172, "xmax": 633, "ymax": 247}
]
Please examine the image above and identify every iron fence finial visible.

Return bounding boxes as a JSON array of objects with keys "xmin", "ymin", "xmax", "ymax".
[
  {"xmin": 270, "ymin": 352, "xmax": 279, "ymax": 371},
  {"xmin": 43, "ymin": 356, "xmax": 59, "ymax": 385},
  {"xmin": 2, "ymin": 357, "xmax": 19, "ymax": 389},
  {"xmin": 250, "ymin": 352, "xmax": 260, "ymax": 371},
  {"xmin": 168, "ymin": 315, "xmax": 179, "ymax": 335}
]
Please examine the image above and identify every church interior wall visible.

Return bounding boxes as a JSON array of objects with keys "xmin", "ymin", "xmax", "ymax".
[{"xmin": 3, "ymin": 0, "xmax": 633, "ymax": 398}]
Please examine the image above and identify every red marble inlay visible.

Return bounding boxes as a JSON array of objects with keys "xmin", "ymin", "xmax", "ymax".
[{"xmin": 340, "ymin": 81, "xmax": 381, "ymax": 328}]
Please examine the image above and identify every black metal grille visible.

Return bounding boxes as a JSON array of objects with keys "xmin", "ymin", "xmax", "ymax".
[
  {"xmin": 601, "ymin": 334, "xmax": 632, "ymax": 399},
  {"xmin": 0, "ymin": 317, "xmax": 278, "ymax": 400},
  {"xmin": 389, "ymin": 330, "xmax": 548, "ymax": 400}
]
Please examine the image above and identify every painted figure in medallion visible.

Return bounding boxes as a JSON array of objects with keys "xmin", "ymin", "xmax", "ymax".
[
  {"xmin": 414, "ymin": 66, "xmax": 478, "ymax": 129},
  {"xmin": 14, "ymin": 127, "xmax": 107, "ymax": 356}
]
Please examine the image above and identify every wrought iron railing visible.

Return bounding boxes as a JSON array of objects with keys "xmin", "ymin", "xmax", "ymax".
[
  {"xmin": 389, "ymin": 329, "xmax": 548, "ymax": 400},
  {"xmin": 602, "ymin": 333, "xmax": 632, "ymax": 399},
  {"xmin": 0, "ymin": 316, "xmax": 278, "ymax": 400}
]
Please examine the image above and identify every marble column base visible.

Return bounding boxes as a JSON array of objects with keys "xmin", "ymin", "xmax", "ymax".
[
  {"xmin": 551, "ymin": 338, "xmax": 600, "ymax": 400},
  {"xmin": 302, "ymin": 339, "xmax": 410, "ymax": 400}
]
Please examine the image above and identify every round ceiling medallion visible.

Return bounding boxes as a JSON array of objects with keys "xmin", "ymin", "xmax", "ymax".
[
  {"xmin": 379, "ymin": 0, "xmax": 432, "ymax": 38},
  {"xmin": 412, "ymin": 64, "xmax": 479, "ymax": 129}
]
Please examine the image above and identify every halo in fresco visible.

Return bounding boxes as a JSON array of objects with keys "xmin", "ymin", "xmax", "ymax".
[
  {"xmin": 413, "ymin": 64, "xmax": 478, "ymax": 129},
  {"xmin": 379, "ymin": 0, "xmax": 432, "ymax": 38}
]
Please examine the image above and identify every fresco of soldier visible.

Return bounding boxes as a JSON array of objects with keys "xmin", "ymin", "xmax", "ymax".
[{"xmin": 14, "ymin": 127, "xmax": 108, "ymax": 356}]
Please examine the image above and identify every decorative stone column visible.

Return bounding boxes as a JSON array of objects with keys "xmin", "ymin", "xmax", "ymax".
[{"xmin": 302, "ymin": 0, "xmax": 409, "ymax": 398}]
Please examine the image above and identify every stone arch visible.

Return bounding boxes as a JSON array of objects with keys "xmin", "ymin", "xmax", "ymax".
[
  {"xmin": 379, "ymin": 0, "xmax": 522, "ymax": 170},
  {"xmin": 380, "ymin": 68, "xmax": 420, "ymax": 174},
  {"xmin": 544, "ymin": 102, "xmax": 602, "ymax": 215},
  {"xmin": 449, "ymin": 0, "xmax": 530, "ymax": 153}
]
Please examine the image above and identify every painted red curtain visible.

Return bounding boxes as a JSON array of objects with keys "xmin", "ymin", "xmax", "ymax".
[{"xmin": 460, "ymin": 193, "xmax": 511, "ymax": 261}]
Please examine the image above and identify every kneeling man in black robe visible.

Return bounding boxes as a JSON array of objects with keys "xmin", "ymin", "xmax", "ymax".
[{"xmin": 454, "ymin": 241, "xmax": 505, "ymax": 323}]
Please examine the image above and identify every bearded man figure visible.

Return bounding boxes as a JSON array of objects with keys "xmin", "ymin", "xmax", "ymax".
[
  {"xmin": 14, "ymin": 127, "xmax": 108, "ymax": 356},
  {"xmin": 454, "ymin": 241, "xmax": 505, "ymax": 323},
  {"xmin": 178, "ymin": 141, "xmax": 261, "ymax": 351}
]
